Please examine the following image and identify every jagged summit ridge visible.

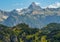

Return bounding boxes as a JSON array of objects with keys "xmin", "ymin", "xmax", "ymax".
[
  {"xmin": 0, "ymin": 2, "xmax": 60, "ymax": 28},
  {"xmin": 28, "ymin": 2, "xmax": 42, "ymax": 10}
]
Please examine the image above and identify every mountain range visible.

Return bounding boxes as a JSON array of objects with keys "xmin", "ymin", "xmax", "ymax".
[{"xmin": 0, "ymin": 2, "xmax": 60, "ymax": 28}]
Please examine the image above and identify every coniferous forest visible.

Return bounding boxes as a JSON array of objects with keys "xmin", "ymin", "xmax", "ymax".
[{"xmin": 0, "ymin": 23, "xmax": 60, "ymax": 42}]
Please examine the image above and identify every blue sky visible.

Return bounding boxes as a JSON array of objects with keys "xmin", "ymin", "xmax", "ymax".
[{"xmin": 0, "ymin": 0, "xmax": 60, "ymax": 11}]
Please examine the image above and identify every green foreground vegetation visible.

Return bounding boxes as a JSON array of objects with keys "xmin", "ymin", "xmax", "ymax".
[{"xmin": 0, "ymin": 23, "xmax": 60, "ymax": 42}]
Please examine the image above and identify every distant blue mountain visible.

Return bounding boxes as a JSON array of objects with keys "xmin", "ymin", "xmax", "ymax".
[{"xmin": 0, "ymin": 2, "xmax": 60, "ymax": 28}]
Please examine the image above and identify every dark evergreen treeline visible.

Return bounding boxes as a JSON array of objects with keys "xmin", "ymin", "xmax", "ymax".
[{"xmin": 0, "ymin": 23, "xmax": 60, "ymax": 42}]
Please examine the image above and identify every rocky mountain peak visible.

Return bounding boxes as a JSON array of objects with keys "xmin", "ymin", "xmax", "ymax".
[
  {"xmin": 28, "ymin": 2, "xmax": 41, "ymax": 10},
  {"xmin": 31, "ymin": 2, "xmax": 37, "ymax": 6}
]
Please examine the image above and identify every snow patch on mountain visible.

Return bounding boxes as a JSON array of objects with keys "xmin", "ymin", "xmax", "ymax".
[
  {"xmin": 16, "ymin": 8, "xmax": 23, "ymax": 12},
  {"xmin": 0, "ymin": 15, "xmax": 8, "ymax": 21}
]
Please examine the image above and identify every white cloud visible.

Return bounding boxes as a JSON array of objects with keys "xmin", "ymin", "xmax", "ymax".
[
  {"xmin": 35, "ymin": 2, "xmax": 40, "ymax": 5},
  {"xmin": 48, "ymin": 2, "xmax": 60, "ymax": 8}
]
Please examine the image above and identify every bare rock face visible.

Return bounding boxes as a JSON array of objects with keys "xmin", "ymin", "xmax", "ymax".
[
  {"xmin": 10, "ymin": 35, "xmax": 18, "ymax": 42},
  {"xmin": 28, "ymin": 2, "xmax": 43, "ymax": 14},
  {"xmin": 28, "ymin": 2, "xmax": 42, "ymax": 10}
]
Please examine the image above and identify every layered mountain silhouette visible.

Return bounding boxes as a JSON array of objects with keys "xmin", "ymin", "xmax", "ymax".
[{"xmin": 0, "ymin": 2, "xmax": 60, "ymax": 28}]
